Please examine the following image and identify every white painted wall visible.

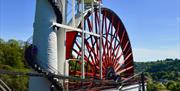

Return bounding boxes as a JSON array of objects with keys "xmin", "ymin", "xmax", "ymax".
[{"xmin": 29, "ymin": 0, "xmax": 58, "ymax": 90}]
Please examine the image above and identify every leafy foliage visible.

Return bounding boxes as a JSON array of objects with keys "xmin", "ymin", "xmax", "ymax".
[
  {"xmin": 135, "ymin": 58, "xmax": 180, "ymax": 91},
  {"xmin": 0, "ymin": 38, "xmax": 29, "ymax": 91},
  {"xmin": 0, "ymin": 38, "xmax": 179, "ymax": 91}
]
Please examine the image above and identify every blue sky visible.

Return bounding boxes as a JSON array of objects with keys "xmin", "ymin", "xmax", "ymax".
[{"xmin": 0, "ymin": 0, "xmax": 180, "ymax": 61}]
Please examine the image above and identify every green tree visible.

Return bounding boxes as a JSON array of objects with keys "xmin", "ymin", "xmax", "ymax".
[
  {"xmin": 147, "ymin": 79, "xmax": 156, "ymax": 91},
  {"xmin": 0, "ymin": 38, "xmax": 29, "ymax": 91},
  {"xmin": 0, "ymin": 39, "xmax": 24, "ymax": 68},
  {"xmin": 154, "ymin": 82, "xmax": 166, "ymax": 91},
  {"xmin": 166, "ymin": 81, "xmax": 180, "ymax": 91}
]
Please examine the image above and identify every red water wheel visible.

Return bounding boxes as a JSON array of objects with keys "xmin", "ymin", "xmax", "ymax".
[{"xmin": 66, "ymin": 7, "xmax": 134, "ymax": 83}]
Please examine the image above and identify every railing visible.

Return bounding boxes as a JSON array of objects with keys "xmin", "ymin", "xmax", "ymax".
[
  {"xmin": 0, "ymin": 79, "xmax": 11, "ymax": 91},
  {"xmin": 0, "ymin": 69, "xmax": 146, "ymax": 91},
  {"xmin": 118, "ymin": 72, "xmax": 146, "ymax": 91}
]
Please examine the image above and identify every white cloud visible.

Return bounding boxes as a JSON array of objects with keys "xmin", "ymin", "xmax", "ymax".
[{"xmin": 132, "ymin": 47, "xmax": 180, "ymax": 62}]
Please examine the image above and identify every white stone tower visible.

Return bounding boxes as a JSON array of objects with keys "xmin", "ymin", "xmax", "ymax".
[{"xmin": 28, "ymin": 0, "xmax": 61, "ymax": 90}]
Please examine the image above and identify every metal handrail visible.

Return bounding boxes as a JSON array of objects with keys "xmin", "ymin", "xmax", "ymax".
[
  {"xmin": 0, "ymin": 69, "xmax": 146, "ymax": 90},
  {"xmin": 118, "ymin": 72, "xmax": 146, "ymax": 91},
  {"xmin": 0, "ymin": 69, "xmax": 116, "ymax": 85},
  {"xmin": 0, "ymin": 79, "xmax": 12, "ymax": 91}
]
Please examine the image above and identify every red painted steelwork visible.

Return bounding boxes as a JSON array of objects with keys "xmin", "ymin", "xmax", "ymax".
[{"xmin": 66, "ymin": 8, "xmax": 134, "ymax": 79}]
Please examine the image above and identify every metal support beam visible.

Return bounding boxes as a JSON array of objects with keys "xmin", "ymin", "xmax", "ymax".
[
  {"xmin": 72, "ymin": 0, "xmax": 75, "ymax": 27},
  {"xmin": 81, "ymin": 0, "xmax": 85, "ymax": 79},
  {"xmin": 57, "ymin": 0, "xmax": 67, "ymax": 89},
  {"xmin": 141, "ymin": 72, "xmax": 145, "ymax": 91},
  {"xmin": 91, "ymin": 1, "xmax": 94, "ymax": 29},
  {"xmin": 52, "ymin": 22, "xmax": 100, "ymax": 37},
  {"xmin": 99, "ymin": 1, "xmax": 103, "ymax": 79}
]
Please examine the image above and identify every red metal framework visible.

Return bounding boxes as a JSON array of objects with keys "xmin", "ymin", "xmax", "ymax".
[{"xmin": 66, "ymin": 7, "xmax": 134, "ymax": 79}]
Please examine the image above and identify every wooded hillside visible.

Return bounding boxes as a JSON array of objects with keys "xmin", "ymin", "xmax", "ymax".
[
  {"xmin": 0, "ymin": 38, "xmax": 180, "ymax": 91},
  {"xmin": 135, "ymin": 59, "xmax": 180, "ymax": 91},
  {"xmin": 0, "ymin": 38, "xmax": 29, "ymax": 91}
]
